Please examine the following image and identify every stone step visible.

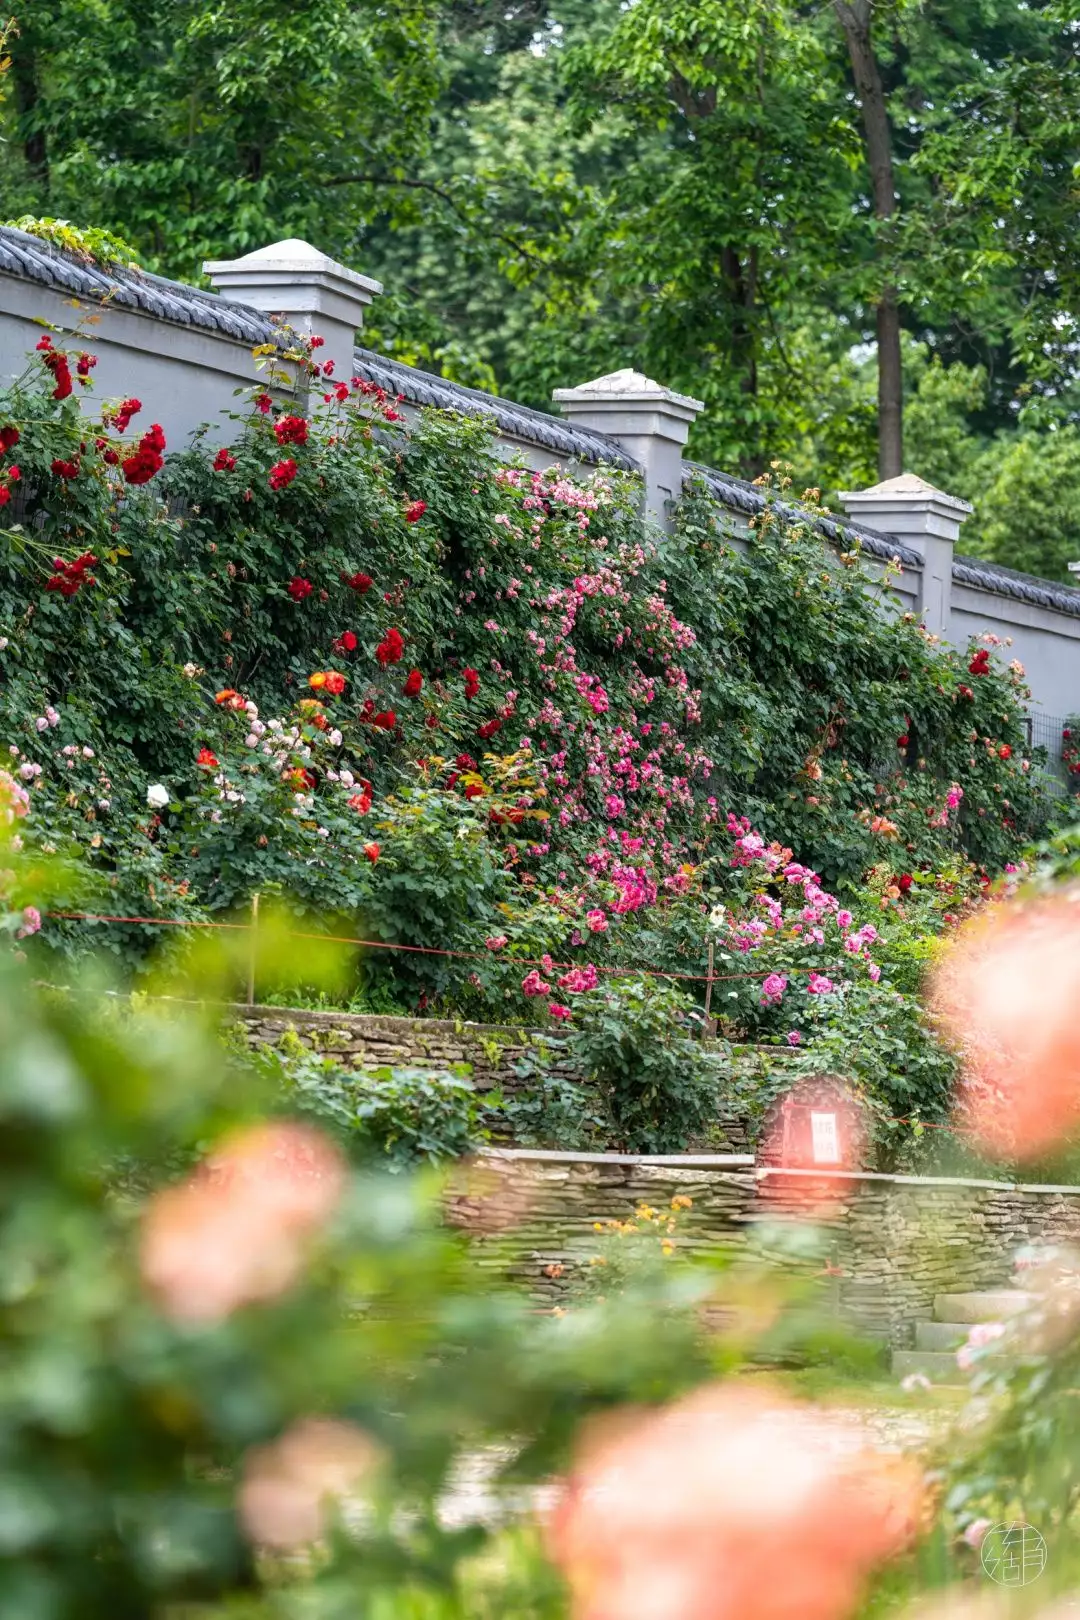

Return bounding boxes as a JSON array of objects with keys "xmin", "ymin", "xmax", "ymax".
[
  {"xmin": 892, "ymin": 1349, "xmax": 1016, "ymax": 1383},
  {"xmin": 915, "ymin": 1320, "xmax": 973, "ymax": 1352},
  {"xmin": 933, "ymin": 1290, "xmax": 1036, "ymax": 1324}
]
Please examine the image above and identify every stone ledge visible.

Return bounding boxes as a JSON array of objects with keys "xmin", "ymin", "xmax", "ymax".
[{"xmin": 486, "ymin": 1148, "xmax": 755, "ymax": 1168}]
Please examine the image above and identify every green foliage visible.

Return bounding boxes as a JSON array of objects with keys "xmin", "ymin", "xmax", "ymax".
[
  {"xmin": 560, "ymin": 976, "xmax": 714, "ymax": 1153},
  {"xmin": 968, "ymin": 426, "xmax": 1080, "ymax": 584},
  {"xmin": 570, "ymin": 1194, "xmax": 698, "ymax": 1303},
  {"xmin": 268, "ymin": 1047, "xmax": 488, "ymax": 1168},
  {"xmin": 672, "ymin": 475, "xmax": 1045, "ymax": 883},
  {"xmin": 502, "ymin": 1039, "xmax": 608, "ymax": 1151},
  {"xmin": 6, "ymin": 0, "xmax": 1080, "ymax": 557},
  {"xmin": 784, "ymin": 979, "xmax": 958, "ymax": 1165},
  {"xmin": 2, "ymin": 0, "xmax": 444, "ymax": 278},
  {"xmin": 0, "ymin": 925, "xmax": 731, "ymax": 1618},
  {"xmin": 3, "ymin": 213, "xmax": 142, "ymax": 266},
  {"xmin": 0, "ymin": 333, "xmax": 1047, "ymax": 1142},
  {"xmin": 805, "ymin": 345, "xmax": 1080, "ymax": 584}
]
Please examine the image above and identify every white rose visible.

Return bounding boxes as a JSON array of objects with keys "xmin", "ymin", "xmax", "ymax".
[{"xmin": 146, "ymin": 783, "xmax": 170, "ymax": 809}]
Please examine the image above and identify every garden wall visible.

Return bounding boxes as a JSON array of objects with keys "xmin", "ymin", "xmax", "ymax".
[
  {"xmin": 3, "ymin": 222, "xmax": 1080, "ymax": 718},
  {"xmin": 232, "ymin": 1003, "xmax": 549, "ymax": 1091},
  {"xmin": 456, "ymin": 1152, "xmax": 1080, "ymax": 1347},
  {"xmin": 226, "ymin": 1002, "xmax": 760, "ymax": 1152}
]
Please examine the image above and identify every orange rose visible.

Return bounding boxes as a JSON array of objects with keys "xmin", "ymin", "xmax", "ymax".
[
  {"xmin": 547, "ymin": 1383, "xmax": 922, "ymax": 1620},
  {"xmin": 934, "ymin": 894, "xmax": 1080, "ymax": 1159},
  {"xmin": 140, "ymin": 1123, "xmax": 345, "ymax": 1326}
]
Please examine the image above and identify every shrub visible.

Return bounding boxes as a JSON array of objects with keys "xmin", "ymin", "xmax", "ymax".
[
  {"xmin": 560, "ymin": 976, "xmax": 715, "ymax": 1153},
  {"xmin": 0, "ymin": 330, "xmax": 1048, "ymax": 1154},
  {"xmin": 0, "ymin": 333, "xmax": 1043, "ymax": 983},
  {"xmin": 1, "ymin": 908, "xmax": 728, "ymax": 1617},
  {"xmin": 268, "ymin": 1047, "xmax": 487, "ymax": 1168}
]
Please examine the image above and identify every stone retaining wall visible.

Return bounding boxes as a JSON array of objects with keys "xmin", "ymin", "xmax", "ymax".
[
  {"xmin": 447, "ymin": 1150, "xmax": 758, "ymax": 1292},
  {"xmin": 225, "ymin": 1003, "xmax": 769, "ymax": 1151},
  {"xmin": 456, "ymin": 1152, "xmax": 1080, "ymax": 1347},
  {"xmin": 229, "ymin": 1004, "xmax": 545, "ymax": 1092},
  {"xmin": 763, "ymin": 1168, "xmax": 1080, "ymax": 1345}
]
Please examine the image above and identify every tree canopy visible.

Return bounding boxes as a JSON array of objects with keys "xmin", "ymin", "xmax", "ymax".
[{"xmin": 3, "ymin": 0, "xmax": 1080, "ymax": 575}]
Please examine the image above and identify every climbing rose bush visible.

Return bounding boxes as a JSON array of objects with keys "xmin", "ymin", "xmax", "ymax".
[{"xmin": 0, "ymin": 330, "xmax": 1047, "ymax": 1033}]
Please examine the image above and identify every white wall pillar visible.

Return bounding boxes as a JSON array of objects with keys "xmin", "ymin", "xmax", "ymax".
[
  {"xmin": 839, "ymin": 473, "xmax": 972, "ymax": 641},
  {"xmin": 552, "ymin": 369, "xmax": 704, "ymax": 530},
  {"xmin": 203, "ymin": 238, "xmax": 382, "ymax": 392}
]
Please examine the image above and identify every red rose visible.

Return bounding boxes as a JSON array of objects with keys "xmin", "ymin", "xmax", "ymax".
[
  {"xmin": 213, "ymin": 447, "xmax": 236, "ymax": 472},
  {"xmin": 255, "ymin": 392, "xmax": 273, "ymax": 414},
  {"xmin": 6, "ymin": 466, "xmax": 20, "ymax": 482},
  {"xmin": 376, "ymin": 627, "xmax": 404, "ymax": 667},
  {"xmin": 113, "ymin": 397, "xmax": 142, "ymax": 433},
  {"xmin": 76, "ymin": 351, "xmax": 97, "ymax": 378},
  {"xmin": 45, "ymin": 550, "xmax": 97, "ymax": 597},
  {"xmin": 896, "ymin": 735, "xmax": 909, "ymax": 748},
  {"xmin": 47, "ymin": 356, "xmax": 73, "ymax": 400},
  {"xmin": 322, "ymin": 671, "xmax": 346, "ymax": 696},
  {"xmin": 0, "ymin": 426, "xmax": 20, "ymax": 450},
  {"xmin": 463, "ymin": 667, "xmax": 480, "ymax": 700},
  {"xmin": 51, "ymin": 457, "xmax": 80, "ymax": 479},
  {"xmin": 274, "ymin": 414, "xmax": 309, "ymax": 447},
  {"xmin": 455, "ymin": 753, "xmax": 476, "ymax": 769},
  {"xmin": 1064, "ymin": 728, "xmax": 1073, "ymax": 741},
  {"xmin": 403, "ymin": 668, "xmax": 423, "ymax": 698},
  {"xmin": 999, "ymin": 744, "xmax": 1012, "ymax": 760},
  {"xmin": 0, "ymin": 488, "xmax": 9, "ymax": 508},
  {"xmin": 35, "ymin": 335, "xmax": 53, "ymax": 351},
  {"xmin": 464, "ymin": 783, "xmax": 484, "ymax": 800},
  {"xmin": 345, "ymin": 571, "xmax": 373, "ymax": 594},
  {"xmin": 121, "ymin": 425, "xmax": 166, "ymax": 485},
  {"xmin": 404, "ymin": 499, "xmax": 426, "ymax": 523},
  {"xmin": 477, "ymin": 718, "xmax": 501, "ymax": 740},
  {"xmin": 287, "ymin": 576, "xmax": 313, "ymax": 601},
  {"xmin": 332, "ymin": 629, "xmax": 358, "ymax": 654},
  {"xmin": 197, "ymin": 747, "xmax": 219, "ymax": 767},
  {"xmin": 363, "ymin": 841, "xmax": 380, "ymax": 862},
  {"xmin": 269, "ymin": 458, "xmax": 298, "ymax": 491},
  {"xmin": 897, "ymin": 873, "xmax": 913, "ymax": 894},
  {"xmin": 372, "ymin": 710, "xmax": 396, "ymax": 730}
]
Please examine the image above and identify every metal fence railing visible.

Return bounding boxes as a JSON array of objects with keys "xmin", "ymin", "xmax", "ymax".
[{"xmin": 1025, "ymin": 710, "xmax": 1073, "ymax": 795}]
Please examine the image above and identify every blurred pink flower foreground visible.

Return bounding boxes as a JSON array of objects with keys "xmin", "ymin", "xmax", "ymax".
[
  {"xmin": 934, "ymin": 895, "xmax": 1080, "ymax": 1159},
  {"xmin": 141, "ymin": 1121, "xmax": 346, "ymax": 1324},
  {"xmin": 546, "ymin": 1382, "xmax": 922, "ymax": 1620},
  {"xmin": 239, "ymin": 1417, "xmax": 381, "ymax": 1549}
]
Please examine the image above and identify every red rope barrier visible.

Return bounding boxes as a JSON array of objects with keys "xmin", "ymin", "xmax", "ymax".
[
  {"xmin": 43, "ymin": 909, "xmax": 975, "ymax": 1141},
  {"xmin": 43, "ymin": 910, "xmax": 865, "ymax": 986}
]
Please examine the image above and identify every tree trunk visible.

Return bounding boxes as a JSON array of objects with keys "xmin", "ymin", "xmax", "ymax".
[
  {"xmin": 11, "ymin": 39, "xmax": 49, "ymax": 196},
  {"xmin": 720, "ymin": 244, "xmax": 758, "ymax": 402},
  {"xmin": 834, "ymin": 0, "xmax": 903, "ymax": 480}
]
